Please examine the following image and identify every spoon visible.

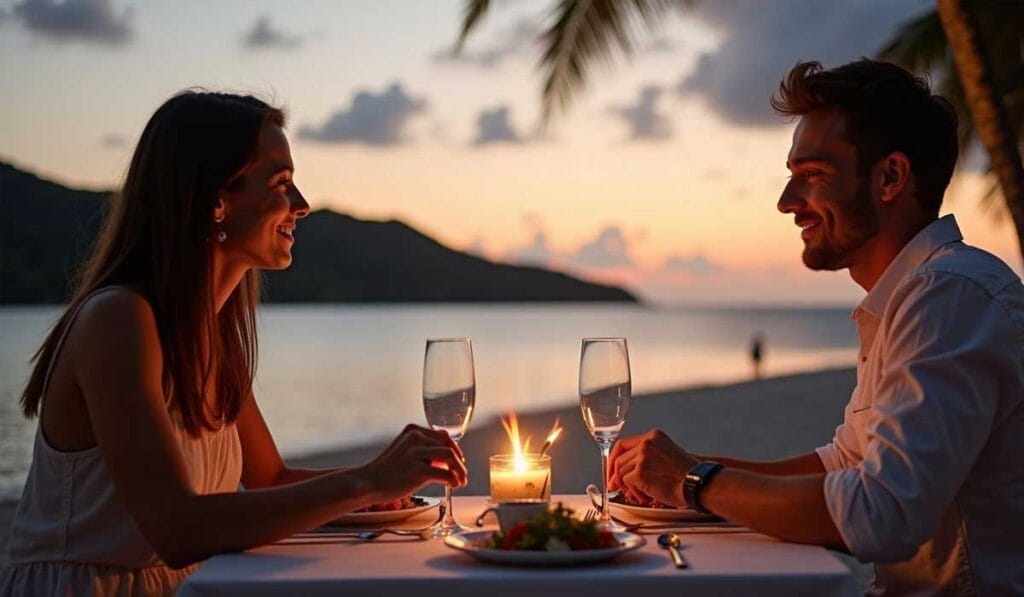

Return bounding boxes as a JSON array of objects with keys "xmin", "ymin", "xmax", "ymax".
[{"xmin": 657, "ymin": 533, "xmax": 688, "ymax": 569}]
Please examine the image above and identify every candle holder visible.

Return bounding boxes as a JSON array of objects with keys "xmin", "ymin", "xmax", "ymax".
[{"xmin": 489, "ymin": 454, "xmax": 552, "ymax": 502}]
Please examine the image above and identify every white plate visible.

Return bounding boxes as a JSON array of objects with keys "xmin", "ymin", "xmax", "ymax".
[
  {"xmin": 610, "ymin": 500, "xmax": 721, "ymax": 522},
  {"xmin": 324, "ymin": 496, "xmax": 441, "ymax": 526},
  {"xmin": 444, "ymin": 530, "xmax": 645, "ymax": 566}
]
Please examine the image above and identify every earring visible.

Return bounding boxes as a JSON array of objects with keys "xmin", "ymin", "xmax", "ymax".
[{"xmin": 212, "ymin": 210, "xmax": 226, "ymax": 242}]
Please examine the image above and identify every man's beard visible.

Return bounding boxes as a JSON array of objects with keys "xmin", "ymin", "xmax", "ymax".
[{"xmin": 802, "ymin": 181, "xmax": 879, "ymax": 271}]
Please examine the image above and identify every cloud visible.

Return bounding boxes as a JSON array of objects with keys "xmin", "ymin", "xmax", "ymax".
[
  {"xmin": 242, "ymin": 15, "xmax": 303, "ymax": 49},
  {"xmin": 298, "ymin": 83, "xmax": 427, "ymax": 146},
  {"xmin": 663, "ymin": 253, "xmax": 724, "ymax": 276},
  {"xmin": 472, "ymin": 106, "xmax": 522, "ymax": 146},
  {"xmin": 433, "ymin": 17, "xmax": 538, "ymax": 68},
  {"xmin": 608, "ymin": 85, "xmax": 672, "ymax": 141},
  {"xmin": 509, "ymin": 231, "xmax": 555, "ymax": 268},
  {"xmin": 572, "ymin": 226, "xmax": 635, "ymax": 269},
  {"xmin": 100, "ymin": 133, "xmax": 127, "ymax": 147},
  {"xmin": 676, "ymin": 0, "xmax": 929, "ymax": 126},
  {"xmin": 12, "ymin": 0, "xmax": 132, "ymax": 45}
]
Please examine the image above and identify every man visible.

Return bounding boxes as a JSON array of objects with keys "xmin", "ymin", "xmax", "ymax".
[{"xmin": 609, "ymin": 59, "xmax": 1024, "ymax": 595}]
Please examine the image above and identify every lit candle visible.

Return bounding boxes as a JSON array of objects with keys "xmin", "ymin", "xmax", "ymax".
[
  {"xmin": 490, "ymin": 454, "xmax": 552, "ymax": 501},
  {"xmin": 489, "ymin": 413, "xmax": 562, "ymax": 502}
]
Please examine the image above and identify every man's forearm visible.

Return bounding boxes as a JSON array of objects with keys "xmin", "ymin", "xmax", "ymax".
[
  {"xmin": 694, "ymin": 451, "xmax": 826, "ymax": 476},
  {"xmin": 700, "ymin": 468, "xmax": 847, "ymax": 552}
]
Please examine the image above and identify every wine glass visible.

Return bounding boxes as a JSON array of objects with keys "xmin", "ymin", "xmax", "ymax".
[
  {"xmin": 579, "ymin": 337, "xmax": 631, "ymax": 532},
  {"xmin": 423, "ymin": 338, "xmax": 475, "ymax": 537}
]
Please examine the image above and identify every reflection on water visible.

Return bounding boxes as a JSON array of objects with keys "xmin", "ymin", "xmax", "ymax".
[{"xmin": 0, "ymin": 303, "xmax": 857, "ymax": 500}]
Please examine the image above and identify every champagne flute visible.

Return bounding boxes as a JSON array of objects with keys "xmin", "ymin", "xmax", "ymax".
[
  {"xmin": 579, "ymin": 337, "xmax": 631, "ymax": 532},
  {"xmin": 423, "ymin": 338, "xmax": 475, "ymax": 537}
]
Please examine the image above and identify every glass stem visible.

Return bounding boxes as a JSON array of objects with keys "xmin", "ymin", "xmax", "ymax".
[
  {"xmin": 443, "ymin": 439, "xmax": 459, "ymax": 526},
  {"xmin": 599, "ymin": 442, "xmax": 612, "ymax": 523}
]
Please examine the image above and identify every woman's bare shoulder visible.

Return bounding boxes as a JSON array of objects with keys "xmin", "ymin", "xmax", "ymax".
[{"xmin": 68, "ymin": 286, "xmax": 161, "ymax": 351}]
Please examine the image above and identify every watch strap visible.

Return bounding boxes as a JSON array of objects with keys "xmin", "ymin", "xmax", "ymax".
[{"xmin": 683, "ymin": 461, "xmax": 724, "ymax": 514}]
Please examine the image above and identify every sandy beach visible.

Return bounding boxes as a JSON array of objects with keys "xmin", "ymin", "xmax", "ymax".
[{"xmin": 1, "ymin": 366, "xmax": 858, "ymax": 569}]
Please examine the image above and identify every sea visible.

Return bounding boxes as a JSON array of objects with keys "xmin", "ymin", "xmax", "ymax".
[{"xmin": 0, "ymin": 303, "xmax": 858, "ymax": 502}]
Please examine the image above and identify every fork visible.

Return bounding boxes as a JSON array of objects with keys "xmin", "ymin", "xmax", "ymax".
[
  {"xmin": 302, "ymin": 502, "xmax": 447, "ymax": 540},
  {"xmin": 584, "ymin": 508, "xmax": 641, "ymax": 531}
]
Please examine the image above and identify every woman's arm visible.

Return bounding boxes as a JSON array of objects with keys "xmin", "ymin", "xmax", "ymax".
[
  {"xmin": 236, "ymin": 397, "xmax": 343, "ymax": 488},
  {"xmin": 68, "ymin": 290, "xmax": 466, "ymax": 569}
]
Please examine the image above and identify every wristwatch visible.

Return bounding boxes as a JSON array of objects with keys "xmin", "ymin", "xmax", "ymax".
[{"xmin": 683, "ymin": 461, "xmax": 724, "ymax": 514}]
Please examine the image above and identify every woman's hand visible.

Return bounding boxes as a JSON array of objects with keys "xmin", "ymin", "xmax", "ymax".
[
  {"xmin": 355, "ymin": 424, "xmax": 468, "ymax": 503},
  {"xmin": 608, "ymin": 429, "xmax": 698, "ymax": 508}
]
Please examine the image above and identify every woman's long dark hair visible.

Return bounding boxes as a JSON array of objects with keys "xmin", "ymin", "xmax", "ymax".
[{"xmin": 21, "ymin": 91, "xmax": 285, "ymax": 436}]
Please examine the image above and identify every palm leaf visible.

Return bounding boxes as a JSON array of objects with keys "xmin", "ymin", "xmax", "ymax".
[
  {"xmin": 538, "ymin": 0, "xmax": 671, "ymax": 125},
  {"xmin": 456, "ymin": 0, "xmax": 492, "ymax": 53}
]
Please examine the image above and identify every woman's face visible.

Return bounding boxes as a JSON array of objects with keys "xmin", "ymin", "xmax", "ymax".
[{"xmin": 215, "ymin": 123, "xmax": 309, "ymax": 271}]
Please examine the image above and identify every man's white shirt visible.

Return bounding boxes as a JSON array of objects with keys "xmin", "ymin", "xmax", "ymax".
[{"xmin": 815, "ymin": 215, "xmax": 1024, "ymax": 595}]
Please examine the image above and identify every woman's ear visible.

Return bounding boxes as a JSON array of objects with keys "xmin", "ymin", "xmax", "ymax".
[{"xmin": 212, "ymin": 197, "xmax": 226, "ymax": 223}]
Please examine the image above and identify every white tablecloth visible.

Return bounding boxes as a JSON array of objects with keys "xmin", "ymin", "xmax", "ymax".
[{"xmin": 178, "ymin": 495, "xmax": 860, "ymax": 596}]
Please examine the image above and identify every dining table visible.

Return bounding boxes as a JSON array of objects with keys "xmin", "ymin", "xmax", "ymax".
[{"xmin": 177, "ymin": 494, "xmax": 862, "ymax": 596}]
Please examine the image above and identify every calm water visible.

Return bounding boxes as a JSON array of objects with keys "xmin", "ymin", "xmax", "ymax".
[{"xmin": 0, "ymin": 304, "xmax": 857, "ymax": 501}]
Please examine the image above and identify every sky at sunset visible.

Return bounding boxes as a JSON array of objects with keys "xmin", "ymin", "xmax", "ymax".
[{"xmin": 1, "ymin": 0, "xmax": 1020, "ymax": 304}]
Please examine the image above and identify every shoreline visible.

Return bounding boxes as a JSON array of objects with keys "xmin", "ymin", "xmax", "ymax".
[{"xmin": 1, "ymin": 367, "xmax": 857, "ymax": 567}]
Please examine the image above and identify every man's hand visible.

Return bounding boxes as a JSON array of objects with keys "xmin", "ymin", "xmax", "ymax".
[{"xmin": 608, "ymin": 429, "xmax": 699, "ymax": 508}]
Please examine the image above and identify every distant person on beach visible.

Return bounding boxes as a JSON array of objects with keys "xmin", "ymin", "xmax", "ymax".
[
  {"xmin": 749, "ymin": 332, "xmax": 765, "ymax": 379},
  {"xmin": 0, "ymin": 92, "xmax": 466, "ymax": 596},
  {"xmin": 609, "ymin": 59, "xmax": 1024, "ymax": 595}
]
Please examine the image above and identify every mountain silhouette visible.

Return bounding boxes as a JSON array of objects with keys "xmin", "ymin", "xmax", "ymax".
[{"xmin": 0, "ymin": 161, "xmax": 637, "ymax": 303}]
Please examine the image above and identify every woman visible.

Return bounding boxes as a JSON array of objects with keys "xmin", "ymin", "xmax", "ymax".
[{"xmin": 0, "ymin": 91, "xmax": 466, "ymax": 596}]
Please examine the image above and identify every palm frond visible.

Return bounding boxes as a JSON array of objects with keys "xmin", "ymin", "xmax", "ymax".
[
  {"xmin": 538, "ymin": 0, "xmax": 671, "ymax": 125},
  {"xmin": 456, "ymin": 0, "xmax": 492, "ymax": 53}
]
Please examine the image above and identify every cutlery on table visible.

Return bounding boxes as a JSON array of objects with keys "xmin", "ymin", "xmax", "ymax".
[
  {"xmin": 583, "ymin": 509, "xmax": 748, "ymax": 534},
  {"xmin": 297, "ymin": 503, "xmax": 447, "ymax": 541},
  {"xmin": 658, "ymin": 533, "xmax": 689, "ymax": 569}
]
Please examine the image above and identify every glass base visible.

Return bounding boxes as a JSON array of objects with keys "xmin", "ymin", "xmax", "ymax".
[
  {"xmin": 427, "ymin": 518, "xmax": 469, "ymax": 538},
  {"xmin": 595, "ymin": 518, "xmax": 630, "ymax": 533}
]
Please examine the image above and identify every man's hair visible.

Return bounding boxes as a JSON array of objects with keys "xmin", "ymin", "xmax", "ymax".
[{"xmin": 771, "ymin": 59, "xmax": 958, "ymax": 216}]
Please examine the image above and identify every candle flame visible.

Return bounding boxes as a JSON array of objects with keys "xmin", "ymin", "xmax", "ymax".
[
  {"xmin": 545, "ymin": 418, "xmax": 563, "ymax": 446},
  {"xmin": 501, "ymin": 412, "xmax": 564, "ymax": 469},
  {"xmin": 500, "ymin": 412, "xmax": 532, "ymax": 472}
]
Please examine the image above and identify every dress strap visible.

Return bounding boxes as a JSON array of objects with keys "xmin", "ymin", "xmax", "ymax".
[{"xmin": 39, "ymin": 286, "xmax": 126, "ymax": 400}]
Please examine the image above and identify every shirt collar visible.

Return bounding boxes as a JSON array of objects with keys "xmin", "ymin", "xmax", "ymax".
[{"xmin": 857, "ymin": 214, "xmax": 963, "ymax": 319}]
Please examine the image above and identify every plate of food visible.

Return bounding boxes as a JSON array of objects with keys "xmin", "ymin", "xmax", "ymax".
[
  {"xmin": 608, "ymin": 492, "xmax": 721, "ymax": 523},
  {"xmin": 444, "ymin": 503, "xmax": 645, "ymax": 566},
  {"xmin": 326, "ymin": 495, "xmax": 441, "ymax": 526}
]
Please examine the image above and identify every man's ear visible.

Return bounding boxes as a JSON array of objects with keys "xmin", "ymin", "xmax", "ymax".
[{"xmin": 878, "ymin": 152, "xmax": 912, "ymax": 204}]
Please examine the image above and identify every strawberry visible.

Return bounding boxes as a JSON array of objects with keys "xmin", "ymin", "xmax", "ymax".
[{"xmin": 501, "ymin": 523, "xmax": 529, "ymax": 550}]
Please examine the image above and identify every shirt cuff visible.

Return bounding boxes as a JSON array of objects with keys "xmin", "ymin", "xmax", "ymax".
[
  {"xmin": 823, "ymin": 467, "xmax": 916, "ymax": 563},
  {"xmin": 815, "ymin": 444, "xmax": 840, "ymax": 472},
  {"xmin": 822, "ymin": 468, "xmax": 865, "ymax": 557}
]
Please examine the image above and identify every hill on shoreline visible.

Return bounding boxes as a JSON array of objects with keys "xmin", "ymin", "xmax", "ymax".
[{"xmin": 0, "ymin": 161, "xmax": 637, "ymax": 304}]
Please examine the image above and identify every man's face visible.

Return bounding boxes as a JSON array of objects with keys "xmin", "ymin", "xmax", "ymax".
[{"xmin": 778, "ymin": 109, "xmax": 879, "ymax": 271}]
